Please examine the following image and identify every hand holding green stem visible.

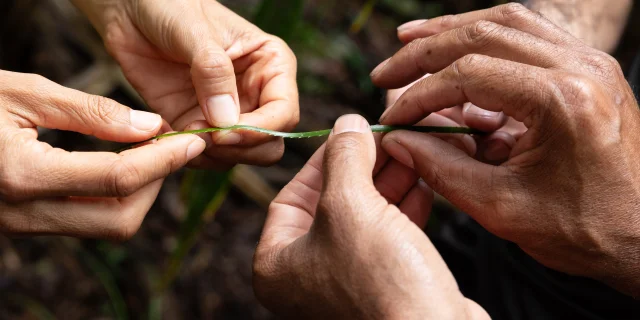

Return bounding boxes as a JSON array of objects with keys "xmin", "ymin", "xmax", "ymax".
[{"xmin": 116, "ymin": 124, "xmax": 483, "ymax": 153}]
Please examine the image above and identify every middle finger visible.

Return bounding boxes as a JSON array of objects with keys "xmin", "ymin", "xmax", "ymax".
[{"xmin": 372, "ymin": 20, "xmax": 567, "ymax": 89}]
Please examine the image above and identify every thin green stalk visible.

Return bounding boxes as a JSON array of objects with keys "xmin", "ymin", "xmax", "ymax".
[{"xmin": 116, "ymin": 124, "xmax": 483, "ymax": 153}]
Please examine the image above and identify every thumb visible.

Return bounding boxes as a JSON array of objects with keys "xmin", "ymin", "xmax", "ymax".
[
  {"xmin": 14, "ymin": 75, "xmax": 162, "ymax": 143},
  {"xmin": 318, "ymin": 115, "xmax": 384, "ymax": 221},
  {"xmin": 382, "ymin": 130, "xmax": 513, "ymax": 223},
  {"xmin": 189, "ymin": 42, "xmax": 240, "ymax": 128},
  {"xmin": 323, "ymin": 114, "xmax": 376, "ymax": 189}
]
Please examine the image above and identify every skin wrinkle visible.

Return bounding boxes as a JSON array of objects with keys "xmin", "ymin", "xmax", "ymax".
[
  {"xmin": 166, "ymin": 101, "xmax": 201, "ymax": 127},
  {"xmin": 461, "ymin": 21, "xmax": 500, "ymax": 52},
  {"xmin": 254, "ymin": 107, "xmax": 493, "ymax": 318},
  {"xmin": 3, "ymin": 1, "xmax": 298, "ymax": 244},
  {"xmin": 97, "ymin": 0, "xmax": 299, "ymax": 169},
  {"xmin": 372, "ymin": 2, "xmax": 640, "ymax": 298},
  {"xmin": 145, "ymin": 76, "xmax": 195, "ymax": 104},
  {"xmin": 2, "ymin": 87, "xmax": 48, "ymax": 128},
  {"xmin": 409, "ymin": 40, "xmax": 430, "ymax": 78},
  {"xmin": 275, "ymin": 161, "xmax": 323, "ymax": 217}
]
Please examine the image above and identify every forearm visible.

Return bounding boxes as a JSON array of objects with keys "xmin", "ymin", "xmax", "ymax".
[{"xmin": 524, "ymin": 0, "xmax": 632, "ymax": 53}]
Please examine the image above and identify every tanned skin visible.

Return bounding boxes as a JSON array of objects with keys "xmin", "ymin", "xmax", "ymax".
[{"xmin": 525, "ymin": 0, "xmax": 632, "ymax": 53}]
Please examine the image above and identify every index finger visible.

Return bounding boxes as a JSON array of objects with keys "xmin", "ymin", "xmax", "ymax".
[
  {"xmin": 212, "ymin": 37, "xmax": 299, "ymax": 146},
  {"xmin": 379, "ymin": 54, "xmax": 560, "ymax": 131},
  {"xmin": 398, "ymin": 3, "xmax": 583, "ymax": 48},
  {"xmin": 1, "ymin": 131, "xmax": 205, "ymax": 201}
]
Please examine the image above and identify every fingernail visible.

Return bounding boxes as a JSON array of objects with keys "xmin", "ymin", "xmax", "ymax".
[
  {"xmin": 333, "ymin": 114, "xmax": 370, "ymax": 135},
  {"xmin": 417, "ymin": 178, "xmax": 431, "ymax": 192},
  {"xmin": 186, "ymin": 137, "xmax": 206, "ymax": 160},
  {"xmin": 484, "ymin": 140, "xmax": 511, "ymax": 162},
  {"xmin": 379, "ymin": 105, "xmax": 393, "ymax": 124},
  {"xmin": 463, "ymin": 104, "xmax": 500, "ymax": 119},
  {"xmin": 206, "ymin": 95, "xmax": 239, "ymax": 128},
  {"xmin": 384, "ymin": 139, "xmax": 414, "ymax": 169},
  {"xmin": 195, "ymin": 132, "xmax": 213, "ymax": 148},
  {"xmin": 370, "ymin": 58, "xmax": 390, "ymax": 77},
  {"xmin": 130, "ymin": 110, "xmax": 161, "ymax": 132},
  {"xmin": 214, "ymin": 130, "xmax": 242, "ymax": 145},
  {"xmin": 398, "ymin": 19, "xmax": 427, "ymax": 31}
]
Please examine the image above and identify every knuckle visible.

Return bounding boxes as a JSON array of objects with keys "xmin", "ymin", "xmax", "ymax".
[
  {"xmin": 437, "ymin": 14, "xmax": 460, "ymax": 29},
  {"xmin": 106, "ymin": 214, "xmax": 142, "ymax": 242},
  {"xmin": 581, "ymin": 52, "xmax": 623, "ymax": 80},
  {"xmin": 268, "ymin": 35, "xmax": 296, "ymax": 59},
  {"xmin": 326, "ymin": 135, "xmax": 363, "ymax": 161},
  {"xmin": 406, "ymin": 38, "xmax": 430, "ymax": 74},
  {"xmin": 451, "ymin": 54, "xmax": 487, "ymax": 79},
  {"xmin": 87, "ymin": 95, "xmax": 120, "ymax": 124},
  {"xmin": 460, "ymin": 53, "xmax": 488, "ymax": 67},
  {"xmin": 461, "ymin": 20, "xmax": 500, "ymax": 49},
  {"xmin": 557, "ymin": 76, "xmax": 599, "ymax": 109},
  {"xmin": 193, "ymin": 51, "xmax": 235, "ymax": 82},
  {"xmin": 499, "ymin": 2, "xmax": 531, "ymax": 21},
  {"xmin": 104, "ymin": 160, "xmax": 143, "ymax": 197},
  {"xmin": 554, "ymin": 75, "xmax": 610, "ymax": 124}
]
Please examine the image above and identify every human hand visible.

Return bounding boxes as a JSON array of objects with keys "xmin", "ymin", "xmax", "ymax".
[
  {"xmin": 253, "ymin": 115, "xmax": 489, "ymax": 319},
  {"xmin": 385, "ymin": 77, "xmax": 524, "ymax": 164},
  {"xmin": 387, "ymin": 0, "xmax": 632, "ymax": 164},
  {"xmin": 371, "ymin": 3, "xmax": 640, "ymax": 296},
  {"xmin": 72, "ymin": 0, "xmax": 299, "ymax": 170},
  {"xmin": 0, "ymin": 71, "xmax": 204, "ymax": 239}
]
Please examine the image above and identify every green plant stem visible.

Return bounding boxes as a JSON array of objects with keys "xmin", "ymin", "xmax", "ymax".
[{"xmin": 116, "ymin": 124, "xmax": 483, "ymax": 153}]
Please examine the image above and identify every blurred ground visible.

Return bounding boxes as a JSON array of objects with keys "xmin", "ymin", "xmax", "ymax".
[{"xmin": 0, "ymin": 0, "xmax": 639, "ymax": 319}]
